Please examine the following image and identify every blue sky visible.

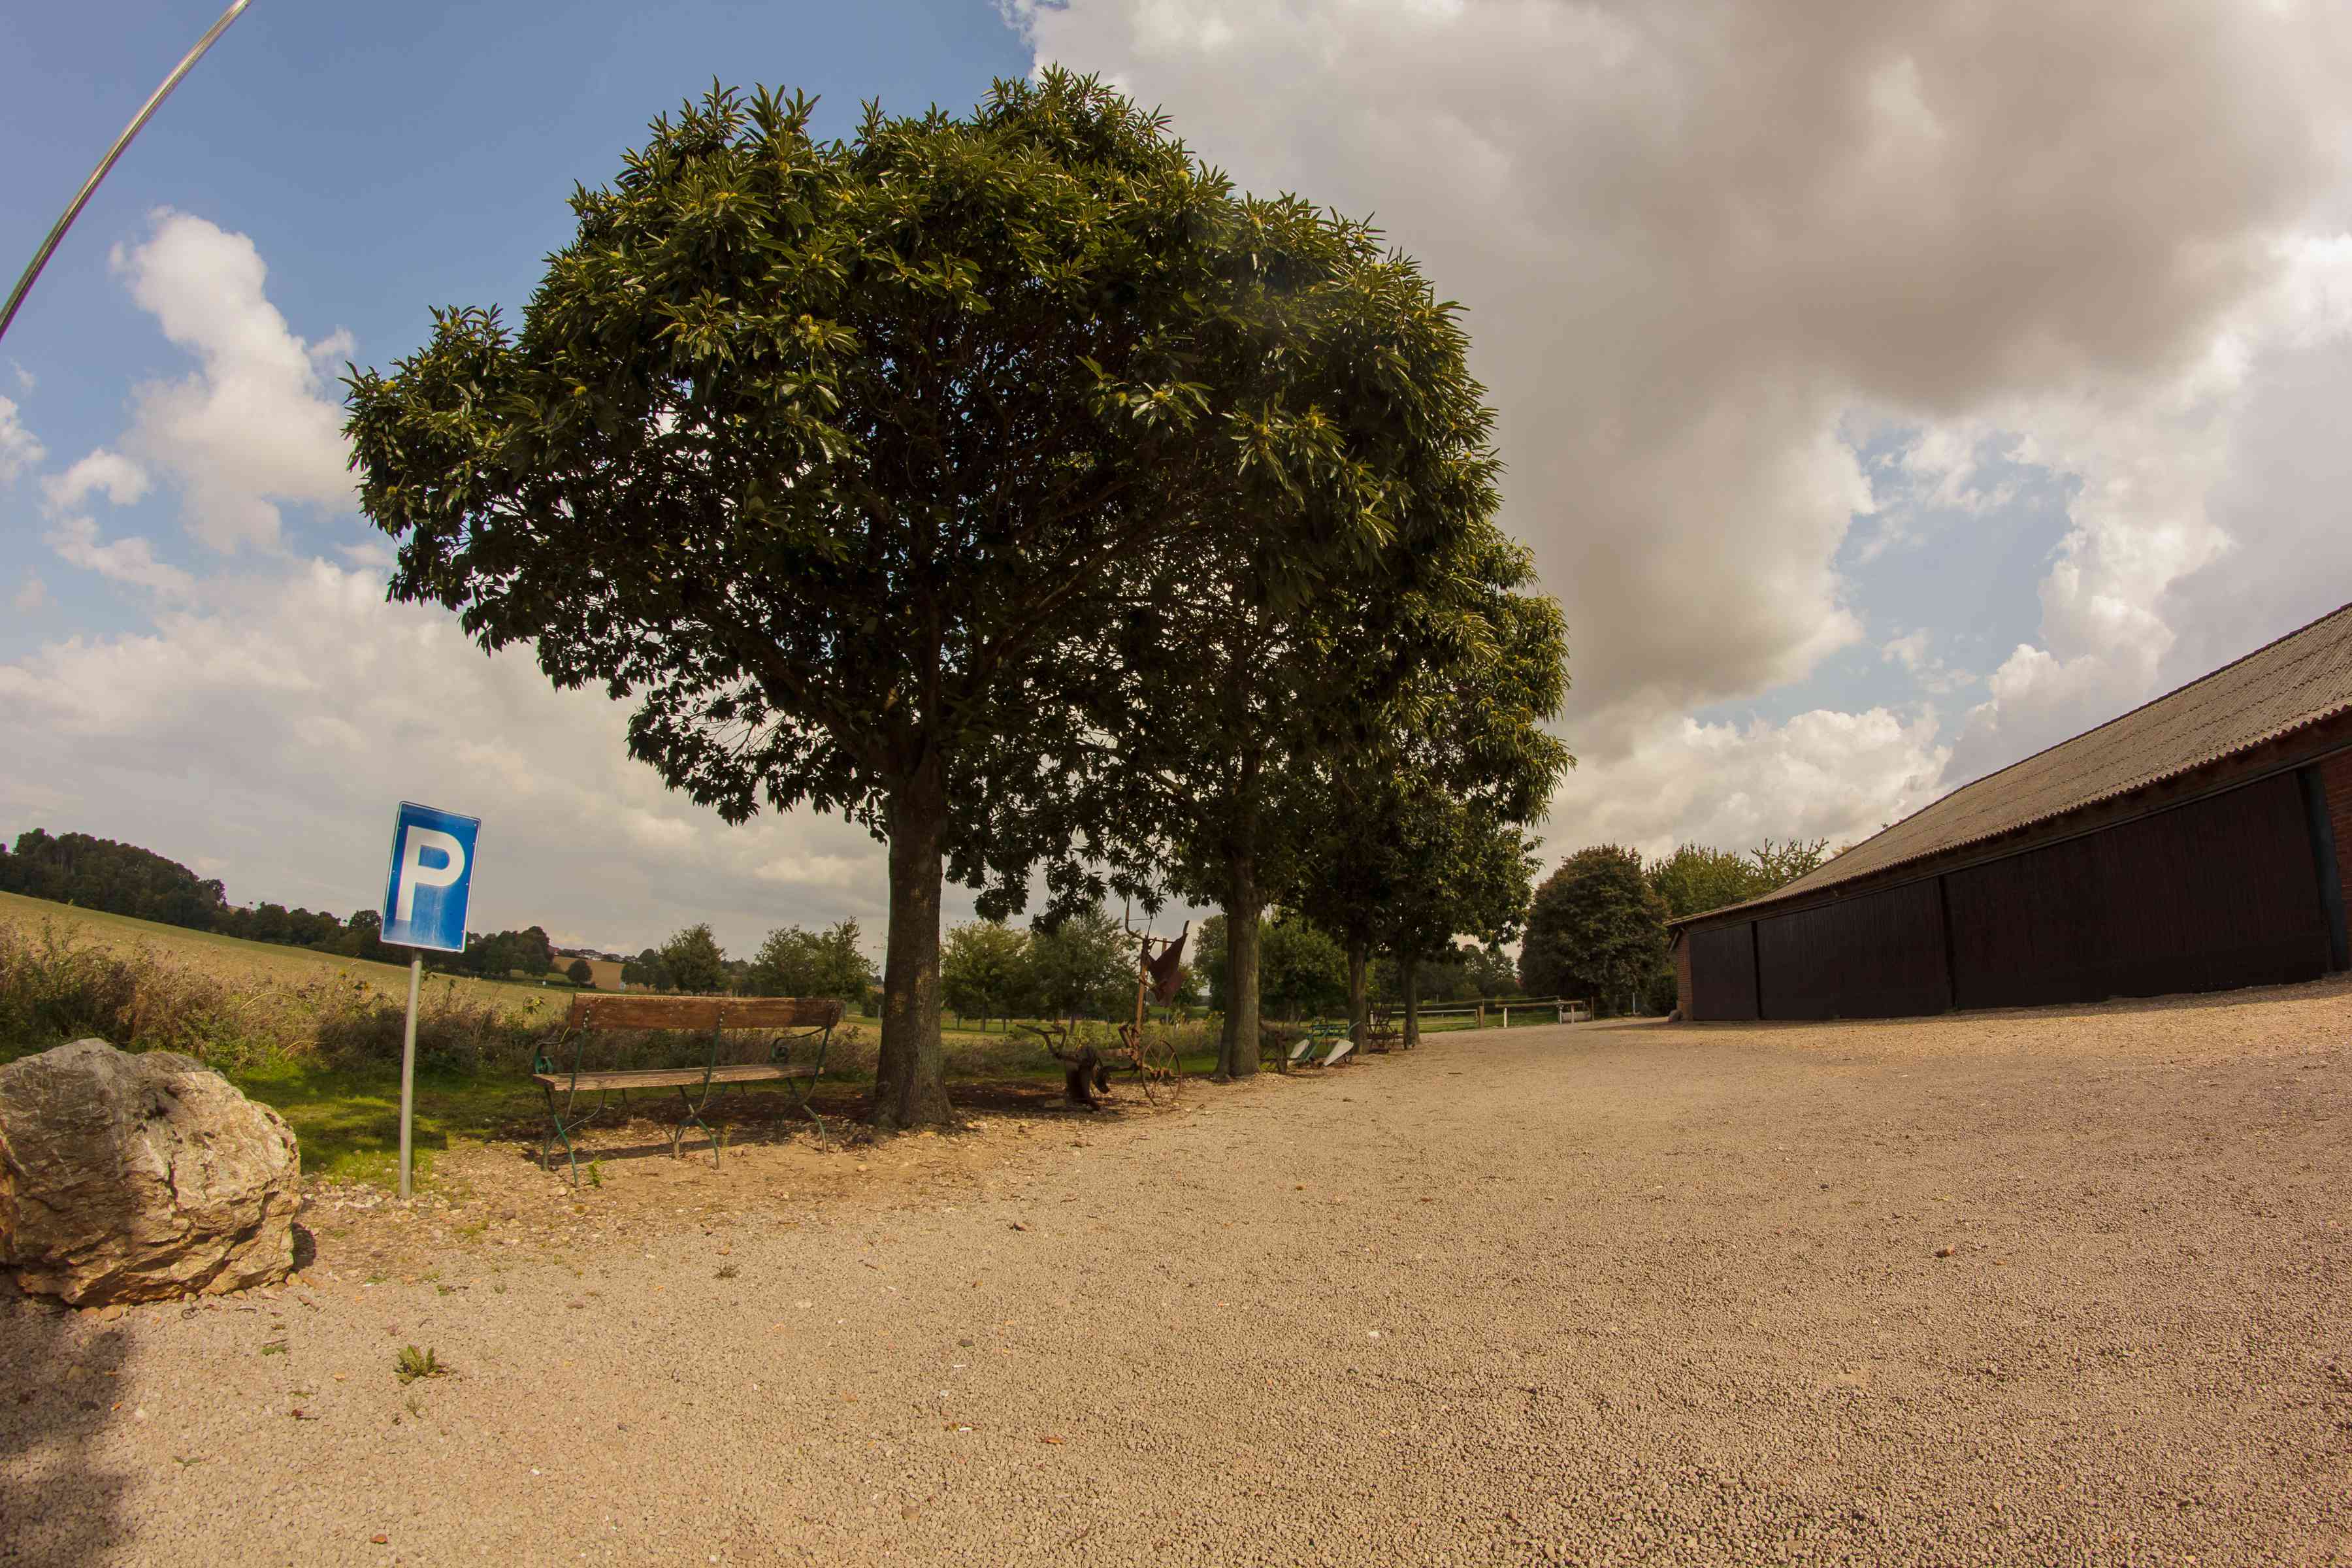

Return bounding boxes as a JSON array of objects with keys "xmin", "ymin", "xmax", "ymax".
[
  {"xmin": 5, "ymin": 1, "xmax": 2351, "ymax": 957},
  {"xmin": 1, "ymin": 0, "xmax": 1029, "ymax": 659}
]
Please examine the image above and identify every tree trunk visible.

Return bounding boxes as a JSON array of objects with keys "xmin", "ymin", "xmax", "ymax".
[
  {"xmin": 1347, "ymin": 938, "xmax": 1369, "ymax": 1045},
  {"xmin": 1217, "ymin": 861, "xmax": 1263, "ymax": 1079},
  {"xmin": 1402, "ymin": 956, "xmax": 1421, "ymax": 1047},
  {"xmin": 872, "ymin": 760, "xmax": 955, "ymax": 1132}
]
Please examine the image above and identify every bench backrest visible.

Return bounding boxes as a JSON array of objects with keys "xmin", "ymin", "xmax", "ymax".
[{"xmin": 561, "ymin": 994, "xmax": 843, "ymax": 1032}]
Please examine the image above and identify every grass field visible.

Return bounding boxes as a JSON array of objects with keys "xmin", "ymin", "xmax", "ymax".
[
  {"xmin": 0, "ymin": 890, "xmax": 577, "ymax": 1019},
  {"xmin": 0, "ymin": 889, "xmax": 1528, "ymax": 1185}
]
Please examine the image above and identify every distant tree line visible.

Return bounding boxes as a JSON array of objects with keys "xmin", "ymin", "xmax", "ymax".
[
  {"xmin": 934, "ymin": 905, "xmax": 1525, "ymax": 1032},
  {"xmin": 0, "ymin": 828, "xmax": 572, "ymax": 984},
  {"xmin": 621, "ymin": 920, "xmax": 881, "ymax": 1005}
]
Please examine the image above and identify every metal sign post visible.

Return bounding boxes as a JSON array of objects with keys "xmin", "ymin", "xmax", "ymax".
[
  {"xmin": 398, "ymin": 952, "xmax": 422, "ymax": 1198},
  {"xmin": 380, "ymin": 802, "xmax": 481, "ymax": 1200}
]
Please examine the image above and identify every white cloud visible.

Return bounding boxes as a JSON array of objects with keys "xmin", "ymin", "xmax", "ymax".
[
  {"xmin": 0, "ymin": 559, "xmax": 893, "ymax": 955},
  {"xmin": 1926, "ymin": 225, "xmax": 2352, "ymax": 781},
  {"xmin": 42, "ymin": 448, "xmax": 151, "ymax": 511},
  {"xmin": 0, "ymin": 395, "xmax": 42, "ymax": 486},
  {"xmin": 11, "ymin": 575, "xmax": 48, "ymax": 614},
  {"xmin": 1019, "ymin": 0, "xmax": 2344, "ymax": 728},
  {"xmin": 1545, "ymin": 706, "xmax": 1951, "ymax": 861},
  {"xmin": 41, "ymin": 516, "xmax": 197, "ymax": 600},
  {"xmin": 1880, "ymin": 629, "xmax": 1972, "ymax": 696},
  {"xmin": 1019, "ymin": 0, "xmax": 2352, "ymax": 848},
  {"xmin": 109, "ymin": 210, "xmax": 355, "ymax": 551},
  {"xmin": 1882, "ymin": 630, "xmax": 1931, "ymax": 672},
  {"xmin": 8, "ymin": 362, "xmax": 32, "ymax": 395}
]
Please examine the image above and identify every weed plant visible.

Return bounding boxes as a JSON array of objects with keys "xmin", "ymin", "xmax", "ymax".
[{"xmin": 395, "ymin": 1345, "xmax": 448, "ymax": 1384}]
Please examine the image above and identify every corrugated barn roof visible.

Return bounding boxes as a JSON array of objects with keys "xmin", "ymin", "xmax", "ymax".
[{"xmin": 1677, "ymin": 598, "xmax": 2352, "ymax": 926}]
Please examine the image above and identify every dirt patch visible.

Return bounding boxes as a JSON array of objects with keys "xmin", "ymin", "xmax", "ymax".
[
  {"xmin": 8, "ymin": 990, "xmax": 2351, "ymax": 1566},
  {"xmin": 291, "ymin": 1075, "xmax": 1243, "ymax": 1289}
]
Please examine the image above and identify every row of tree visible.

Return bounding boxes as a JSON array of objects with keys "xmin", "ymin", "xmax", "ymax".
[
  {"xmin": 1518, "ymin": 839, "xmax": 1835, "ymax": 1013},
  {"xmin": 938, "ymin": 904, "xmax": 1532, "ymax": 1032},
  {"xmin": 348, "ymin": 72, "xmax": 1574, "ymax": 1129},
  {"xmin": 938, "ymin": 906, "xmax": 1190, "ymax": 1030},
  {"xmin": 621, "ymin": 920, "xmax": 880, "ymax": 1004}
]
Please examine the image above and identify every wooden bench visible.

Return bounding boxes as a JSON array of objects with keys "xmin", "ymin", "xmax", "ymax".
[
  {"xmin": 1365, "ymin": 1007, "xmax": 1403, "ymax": 1053},
  {"xmin": 531, "ymin": 994, "xmax": 842, "ymax": 1183}
]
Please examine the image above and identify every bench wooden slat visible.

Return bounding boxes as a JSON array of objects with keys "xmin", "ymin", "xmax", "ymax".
[
  {"xmin": 533, "ymin": 1062, "xmax": 817, "ymax": 1092},
  {"xmin": 561, "ymin": 995, "xmax": 843, "ymax": 1032}
]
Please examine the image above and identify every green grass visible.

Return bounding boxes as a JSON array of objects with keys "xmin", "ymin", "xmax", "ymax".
[{"xmin": 233, "ymin": 1061, "xmax": 539, "ymax": 1186}]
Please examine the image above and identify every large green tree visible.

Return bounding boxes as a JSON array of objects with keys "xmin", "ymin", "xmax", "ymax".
[
  {"xmin": 1024, "ymin": 906, "xmax": 1134, "ymax": 1022},
  {"xmin": 1062, "ymin": 267, "xmax": 1507, "ymax": 1078},
  {"xmin": 938, "ymin": 919, "xmax": 1030, "ymax": 1030},
  {"xmin": 1257, "ymin": 911, "xmax": 1349, "ymax": 1021},
  {"xmin": 660, "ymin": 923, "xmax": 729, "ymax": 994},
  {"xmin": 745, "ymin": 920, "xmax": 876, "ymax": 1002},
  {"xmin": 0, "ymin": 830, "xmax": 231, "ymax": 932},
  {"xmin": 1377, "ymin": 798, "xmax": 1544, "ymax": 1044},
  {"xmin": 1519, "ymin": 846, "xmax": 1669, "ymax": 1015},
  {"xmin": 1290, "ymin": 531, "xmax": 1567, "ymax": 1048},
  {"xmin": 1647, "ymin": 843, "xmax": 1770, "ymax": 921},
  {"xmin": 347, "ymin": 75, "xmax": 1428, "ymax": 1130}
]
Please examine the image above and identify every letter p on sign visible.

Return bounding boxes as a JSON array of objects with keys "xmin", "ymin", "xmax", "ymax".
[{"xmin": 381, "ymin": 802, "xmax": 480, "ymax": 953}]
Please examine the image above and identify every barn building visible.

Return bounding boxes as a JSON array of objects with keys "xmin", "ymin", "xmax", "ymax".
[{"xmin": 1671, "ymin": 602, "xmax": 2352, "ymax": 1021}]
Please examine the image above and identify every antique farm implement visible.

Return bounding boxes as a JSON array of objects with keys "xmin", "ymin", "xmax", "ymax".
[{"xmin": 1019, "ymin": 915, "xmax": 1189, "ymax": 1109}]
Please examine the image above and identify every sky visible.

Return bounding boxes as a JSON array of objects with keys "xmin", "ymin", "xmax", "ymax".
[{"xmin": 5, "ymin": 1, "xmax": 2352, "ymax": 961}]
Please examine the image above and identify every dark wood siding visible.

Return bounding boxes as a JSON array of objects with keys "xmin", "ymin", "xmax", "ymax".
[
  {"xmin": 1753, "ymin": 879, "xmax": 1950, "ymax": 1019},
  {"xmin": 1686, "ymin": 921, "xmax": 1758, "ymax": 1020},
  {"xmin": 1945, "ymin": 772, "xmax": 2330, "ymax": 1010},
  {"xmin": 2323, "ymin": 752, "xmax": 2352, "ymax": 910}
]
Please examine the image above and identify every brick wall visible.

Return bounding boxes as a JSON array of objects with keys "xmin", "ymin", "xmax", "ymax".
[{"xmin": 2324, "ymin": 753, "xmax": 2352, "ymax": 912}]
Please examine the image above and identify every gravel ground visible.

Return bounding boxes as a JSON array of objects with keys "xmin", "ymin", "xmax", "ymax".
[{"xmin": 8, "ymin": 979, "xmax": 2352, "ymax": 1567}]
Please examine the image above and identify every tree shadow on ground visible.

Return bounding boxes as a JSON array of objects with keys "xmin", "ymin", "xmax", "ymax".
[
  {"xmin": 0, "ymin": 1277, "xmax": 133, "ymax": 1567},
  {"xmin": 483, "ymin": 1075, "xmax": 1184, "ymax": 1173}
]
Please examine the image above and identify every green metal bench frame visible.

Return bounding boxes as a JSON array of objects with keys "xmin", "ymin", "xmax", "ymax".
[{"xmin": 530, "ymin": 994, "xmax": 842, "ymax": 1184}]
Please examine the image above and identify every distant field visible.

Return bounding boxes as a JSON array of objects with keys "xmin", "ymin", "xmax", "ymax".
[{"xmin": 0, "ymin": 890, "xmax": 574, "ymax": 1021}]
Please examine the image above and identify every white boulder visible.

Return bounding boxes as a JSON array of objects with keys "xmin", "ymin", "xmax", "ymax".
[{"xmin": 0, "ymin": 1039, "xmax": 300, "ymax": 1305}]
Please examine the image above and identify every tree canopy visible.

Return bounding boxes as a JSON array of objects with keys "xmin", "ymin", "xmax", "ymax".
[
  {"xmin": 1286, "ymin": 527, "xmax": 1567, "ymax": 1044},
  {"xmin": 1024, "ymin": 906, "xmax": 1135, "ymax": 1023},
  {"xmin": 659, "ymin": 923, "xmax": 728, "ymax": 994},
  {"xmin": 1648, "ymin": 838, "xmax": 1833, "ymax": 921},
  {"xmin": 939, "ymin": 920, "xmax": 1032, "ymax": 1027},
  {"xmin": 1519, "ymin": 845, "xmax": 1669, "ymax": 1014},
  {"xmin": 1257, "ymin": 912, "xmax": 1349, "ymax": 1021},
  {"xmin": 745, "ymin": 920, "xmax": 877, "ymax": 1002},
  {"xmin": 0, "ymin": 830, "xmax": 230, "ymax": 930},
  {"xmin": 347, "ymin": 72, "xmax": 1492, "ymax": 1129}
]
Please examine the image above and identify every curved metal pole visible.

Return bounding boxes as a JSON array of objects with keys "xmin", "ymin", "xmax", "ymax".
[{"xmin": 0, "ymin": 0, "xmax": 253, "ymax": 348}]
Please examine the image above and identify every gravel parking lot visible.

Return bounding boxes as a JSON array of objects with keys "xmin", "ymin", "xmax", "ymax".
[{"xmin": 7, "ymin": 979, "xmax": 2352, "ymax": 1566}]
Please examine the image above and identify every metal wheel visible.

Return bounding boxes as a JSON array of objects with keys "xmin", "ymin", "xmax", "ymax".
[{"xmin": 1134, "ymin": 1029, "xmax": 1183, "ymax": 1105}]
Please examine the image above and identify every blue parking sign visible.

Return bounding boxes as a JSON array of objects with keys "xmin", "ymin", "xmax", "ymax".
[{"xmin": 380, "ymin": 802, "xmax": 480, "ymax": 953}]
